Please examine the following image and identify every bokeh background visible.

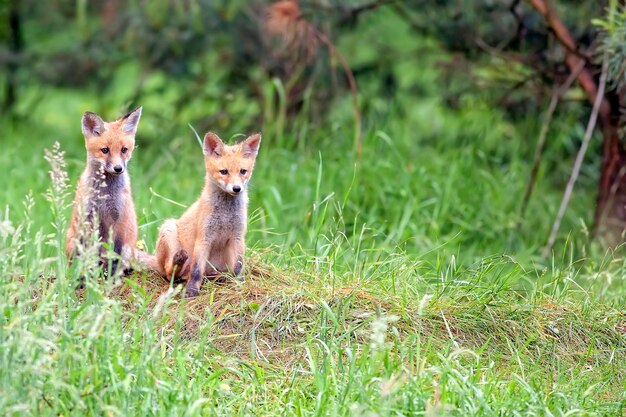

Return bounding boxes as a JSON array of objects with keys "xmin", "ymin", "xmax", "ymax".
[
  {"xmin": 0, "ymin": 0, "xmax": 623, "ymax": 273},
  {"xmin": 3, "ymin": 2, "xmax": 626, "ymax": 415}
]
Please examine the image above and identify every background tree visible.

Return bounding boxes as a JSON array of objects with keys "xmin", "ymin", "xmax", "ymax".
[{"xmin": 392, "ymin": 0, "xmax": 626, "ymax": 245}]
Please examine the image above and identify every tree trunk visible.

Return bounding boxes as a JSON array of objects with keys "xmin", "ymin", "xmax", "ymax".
[
  {"xmin": 594, "ymin": 120, "xmax": 626, "ymax": 244},
  {"xmin": 528, "ymin": 0, "xmax": 626, "ymax": 244}
]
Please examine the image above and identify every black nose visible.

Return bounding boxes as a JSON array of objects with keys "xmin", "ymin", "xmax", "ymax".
[
  {"xmin": 232, "ymin": 185, "xmax": 241, "ymax": 193},
  {"xmin": 114, "ymin": 165, "xmax": 123, "ymax": 173}
]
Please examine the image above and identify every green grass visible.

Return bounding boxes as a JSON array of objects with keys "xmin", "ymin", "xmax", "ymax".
[
  {"xmin": 1, "ymin": 199, "xmax": 626, "ymax": 415},
  {"xmin": 2, "ymin": 97, "xmax": 626, "ymax": 414},
  {"xmin": 2, "ymin": 8, "xmax": 626, "ymax": 416}
]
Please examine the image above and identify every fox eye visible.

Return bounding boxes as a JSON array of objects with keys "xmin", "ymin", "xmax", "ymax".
[
  {"xmin": 121, "ymin": 147, "xmax": 128, "ymax": 154},
  {"xmin": 240, "ymin": 169, "xmax": 247, "ymax": 175},
  {"xmin": 101, "ymin": 147, "xmax": 109, "ymax": 154},
  {"xmin": 219, "ymin": 169, "xmax": 228, "ymax": 175}
]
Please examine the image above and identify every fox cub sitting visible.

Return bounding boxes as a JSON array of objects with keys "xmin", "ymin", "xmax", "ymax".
[
  {"xmin": 156, "ymin": 131, "xmax": 261, "ymax": 297},
  {"xmin": 66, "ymin": 107, "xmax": 154, "ymax": 274}
]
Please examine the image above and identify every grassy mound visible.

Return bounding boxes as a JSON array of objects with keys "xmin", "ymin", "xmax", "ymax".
[
  {"xmin": 114, "ymin": 259, "xmax": 626, "ymax": 378},
  {"xmin": 48, "ymin": 254, "xmax": 619, "ymax": 415}
]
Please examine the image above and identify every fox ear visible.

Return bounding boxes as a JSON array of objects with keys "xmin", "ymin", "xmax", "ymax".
[
  {"xmin": 82, "ymin": 112, "xmax": 105, "ymax": 138},
  {"xmin": 242, "ymin": 133, "xmax": 261, "ymax": 158},
  {"xmin": 203, "ymin": 132, "xmax": 224, "ymax": 156},
  {"xmin": 121, "ymin": 106, "xmax": 142, "ymax": 136}
]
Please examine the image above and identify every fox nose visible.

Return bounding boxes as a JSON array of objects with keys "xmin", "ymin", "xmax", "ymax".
[
  {"xmin": 232, "ymin": 185, "xmax": 241, "ymax": 193},
  {"xmin": 114, "ymin": 165, "xmax": 123, "ymax": 173}
]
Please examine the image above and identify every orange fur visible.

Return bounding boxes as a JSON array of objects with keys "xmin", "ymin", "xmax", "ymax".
[
  {"xmin": 155, "ymin": 131, "xmax": 261, "ymax": 297},
  {"xmin": 66, "ymin": 107, "xmax": 158, "ymax": 273}
]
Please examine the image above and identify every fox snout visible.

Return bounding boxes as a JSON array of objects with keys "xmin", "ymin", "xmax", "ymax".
[
  {"xmin": 223, "ymin": 182, "xmax": 244, "ymax": 195},
  {"xmin": 96, "ymin": 160, "xmax": 126, "ymax": 175},
  {"xmin": 103, "ymin": 160, "xmax": 126, "ymax": 175}
]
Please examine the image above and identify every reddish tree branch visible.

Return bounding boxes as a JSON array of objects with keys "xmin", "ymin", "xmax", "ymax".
[
  {"xmin": 311, "ymin": 28, "xmax": 362, "ymax": 162},
  {"xmin": 527, "ymin": 0, "xmax": 611, "ymax": 120},
  {"xmin": 528, "ymin": 0, "xmax": 626, "ymax": 241}
]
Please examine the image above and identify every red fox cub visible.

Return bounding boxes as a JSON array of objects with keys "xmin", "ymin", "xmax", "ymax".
[
  {"xmin": 66, "ymin": 107, "xmax": 154, "ymax": 274},
  {"xmin": 156, "ymin": 131, "xmax": 261, "ymax": 297}
]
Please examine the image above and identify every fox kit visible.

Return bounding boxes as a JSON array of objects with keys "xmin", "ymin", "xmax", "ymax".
[
  {"xmin": 66, "ymin": 107, "xmax": 154, "ymax": 274},
  {"xmin": 156, "ymin": 131, "xmax": 261, "ymax": 297}
]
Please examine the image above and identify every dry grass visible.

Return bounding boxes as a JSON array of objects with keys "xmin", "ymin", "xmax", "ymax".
[{"xmin": 100, "ymin": 256, "xmax": 626, "ymax": 385}]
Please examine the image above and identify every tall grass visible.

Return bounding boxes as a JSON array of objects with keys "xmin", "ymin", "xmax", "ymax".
[{"xmin": 0, "ymin": 127, "xmax": 625, "ymax": 415}]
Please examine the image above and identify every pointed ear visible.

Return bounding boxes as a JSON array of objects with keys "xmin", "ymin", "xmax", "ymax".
[
  {"xmin": 81, "ymin": 112, "xmax": 105, "ymax": 138},
  {"xmin": 203, "ymin": 132, "xmax": 225, "ymax": 156},
  {"xmin": 121, "ymin": 106, "xmax": 142, "ymax": 135},
  {"xmin": 242, "ymin": 133, "xmax": 261, "ymax": 158}
]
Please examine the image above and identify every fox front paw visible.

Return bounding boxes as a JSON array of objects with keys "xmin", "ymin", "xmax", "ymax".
[
  {"xmin": 173, "ymin": 249, "xmax": 188, "ymax": 266},
  {"xmin": 185, "ymin": 264, "xmax": 202, "ymax": 298},
  {"xmin": 184, "ymin": 284, "xmax": 200, "ymax": 298}
]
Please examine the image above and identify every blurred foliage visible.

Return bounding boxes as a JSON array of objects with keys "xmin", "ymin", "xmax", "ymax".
[
  {"xmin": 0, "ymin": 0, "xmax": 614, "ymax": 192},
  {"xmin": 1, "ymin": 0, "xmax": 375, "ymax": 130},
  {"xmin": 0, "ymin": 0, "xmax": 612, "ymax": 131},
  {"xmin": 0, "ymin": 1, "xmax": 618, "ymax": 238},
  {"xmin": 0, "ymin": 0, "xmax": 613, "ymax": 262},
  {"xmin": 394, "ymin": 0, "xmax": 607, "ymax": 116},
  {"xmin": 595, "ymin": 1, "xmax": 626, "ymax": 89}
]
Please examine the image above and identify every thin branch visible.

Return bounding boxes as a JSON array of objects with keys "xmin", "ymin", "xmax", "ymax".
[
  {"xmin": 527, "ymin": 0, "xmax": 610, "ymax": 120},
  {"xmin": 262, "ymin": 1, "xmax": 362, "ymax": 160},
  {"xmin": 593, "ymin": 123, "xmax": 623, "ymax": 234},
  {"xmin": 517, "ymin": 61, "xmax": 584, "ymax": 230},
  {"xmin": 542, "ymin": 56, "xmax": 609, "ymax": 258},
  {"xmin": 527, "ymin": 0, "xmax": 592, "ymax": 62}
]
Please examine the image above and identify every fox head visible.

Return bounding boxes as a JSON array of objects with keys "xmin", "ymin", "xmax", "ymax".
[
  {"xmin": 203, "ymin": 132, "xmax": 262, "ymax": 196},
  {"xmin": 81, "ymin": 107, "xmax": 142, "ymax": 176}
]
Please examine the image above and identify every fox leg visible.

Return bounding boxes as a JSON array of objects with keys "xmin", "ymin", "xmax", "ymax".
[
  {"xmin": 186, "ymin": 238, "xmax": 213, "ymax": 298},
  {"xmin": 101, "ymin": 236, "xmax": 129, "ymax": 278},
  {"xmin": 220, "ymin": 237, "xmax": 245, "ymax": 280},
  {"xmin": 233, "ymin": 237, "xmax": 245, "ymax": 278},
  {"xmin": 110, "ymin": 215, "xmax": 137, "ymax": 277},
  {"xmin": 186, "ymin": 263, "xmax": 203, "ymax": 298},
  {"xmin": 66, "ymin": 235, "xmax": 77, "ymax": 264},
  {"xmin": 120, "ymin": 242, "xmax": 135, "ymax": 276},
  {"xmin": 111, "ymin": 238, "xmax": 124, "ymax": 276},
  {"xmin": 156, "ymin": 219, "xmax": 188, "ymax": 279},
  {"xmin": 119, "ymin": 204, "xmax": 139, "ymax": 276}
]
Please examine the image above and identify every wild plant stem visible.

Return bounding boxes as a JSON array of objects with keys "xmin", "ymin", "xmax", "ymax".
[
  {"xmin": 543, "ymin": 57, "xmax": 608, "ymax": 258},
  {"xmin": 517, "ymin": 61, "xmax": 584, "ymax": 230}
]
